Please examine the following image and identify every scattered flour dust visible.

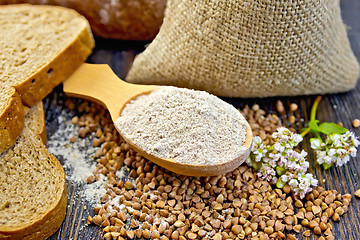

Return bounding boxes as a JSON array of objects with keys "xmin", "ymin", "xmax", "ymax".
[
  {"xmin": 116, "ymin": 86, "xmax": 248, "ymax": 166},
  {"xmin": 47, "ymin": 109, "xmax": 132, "ymax": 207},
  {"xmin": 47, "ymin": 113, "xmax": 97, "ymax": 183},
  {"xmin": 45, "ymin": 103, "xmax": 139, "ymax": 237},
  {"xmin": 47, "ymin": 109, "xmax": 107, "ymax": 205},
  {"xmin": 82, "ymin": 174, "xmax": 108, "ymax": 206}
]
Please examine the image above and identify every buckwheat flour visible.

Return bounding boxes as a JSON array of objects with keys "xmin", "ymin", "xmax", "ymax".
[{"xmin": 115, "ymin": 86, "xmax": 248, "ymax": 165}]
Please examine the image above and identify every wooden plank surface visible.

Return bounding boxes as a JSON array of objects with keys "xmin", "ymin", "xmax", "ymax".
[{"xmin": 46, "ymin": 0, "xmax": 360, "ymax": 239}]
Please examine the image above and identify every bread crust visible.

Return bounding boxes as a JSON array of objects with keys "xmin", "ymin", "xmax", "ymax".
[
  {"xmin": 0, "ymin": 4, "xmax": 94, "ymax": 154},
  {"xmin": 0, "ymin": 177, "xmax": 67, "ymax": 240},
  {"xmin": 0, "ymin": 102, "xmax": 67, "ymax": 240},
  {"xmin": 0, "ymin": 89, "xmax": 25, "ymax": 153},
  {"xmin": 0, "ymin": 0, "xmax": 166, "ymax": 40},
  {"xmin": 15, "ymin": 19, "xmax": 94, "ymax": 106}
]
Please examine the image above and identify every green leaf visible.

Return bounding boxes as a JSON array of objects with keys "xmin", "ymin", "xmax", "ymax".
[
  {"xmin": 318, "ymin": 122, "xmax": 347, "ymax": 135},
  {"xmin": 322, "ymin": 163, "xmax": 332, "ymax": 170},
  {"xmin": 308, "ymin": 120, "xmax": 321, "ymax": 132},
  {"xmin": 276, "ymin": 166, "xmax": 286, "ymax": 176},
  {"xmin": 252, "ymin": 160, "xmax": 262, "ymax": 171},
  {"xmin": 276, "ymin": 179, "xmax": 286, "ymax": 188},
  {"xmin": 266, "ymin": 145, "xmax": 274, "ymax": 152}
]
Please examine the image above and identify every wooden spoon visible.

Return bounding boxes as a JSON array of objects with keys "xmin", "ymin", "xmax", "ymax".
[{"xmin": 63, "ymin": 63, "xmax": 253, "ymax": 176}]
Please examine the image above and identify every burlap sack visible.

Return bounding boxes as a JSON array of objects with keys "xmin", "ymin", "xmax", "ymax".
[{"xmin": 126, "ymin": 0, "xmax": 359, "ymax": 97}]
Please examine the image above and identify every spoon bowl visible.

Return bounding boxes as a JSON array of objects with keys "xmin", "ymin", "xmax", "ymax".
[{"xmin": 63, "ymin": 63, "xmax": 253, "ymax": 176}]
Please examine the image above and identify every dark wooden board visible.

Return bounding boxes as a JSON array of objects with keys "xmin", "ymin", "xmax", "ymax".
[{"xmin": 46, "ymin": 0, "xmax": 360, "ymax": 239}]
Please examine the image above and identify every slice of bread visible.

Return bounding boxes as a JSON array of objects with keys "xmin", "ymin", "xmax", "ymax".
[
  {"xmin": 0, "ymin": 4, "xmax": 94, "ymax": 153},
  {"xmin": 0, "ymin": 86, "xmax": 25, "ymax": 156},
  {"xmin": 0, "ymin": 102, "xmax": 67, "ymax": 240}
]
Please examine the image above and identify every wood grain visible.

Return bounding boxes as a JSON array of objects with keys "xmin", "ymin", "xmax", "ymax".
[{"xmin": 46, "ymin": 0, "xmax": 360, "ymax": 238}]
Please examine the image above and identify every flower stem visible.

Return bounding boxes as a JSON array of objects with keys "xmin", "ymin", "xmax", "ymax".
[
  {"xmin": 301, "ymin": 96, "xmax": 322, "ymax": 138},
  {"xmin": 315, "ymin": 132, "xmax": 322, "ymax": 140},
  {"xmin": 310, "ymin": 96, "xmax": 322, "ymax": 121},
  {"xmin": 301, "ymin": 127, "xmax": 311, "ymax": 137}
]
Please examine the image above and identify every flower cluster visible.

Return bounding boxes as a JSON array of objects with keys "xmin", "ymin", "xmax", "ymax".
[
  {"xmin": 248, "ymin": 127, "xmax": 318, "ymax": 198},
  {"xmin": 301, "ymin": 95, "xmax": 359, "ymax": 170},
  {"xmin": 280, "ymin": 172, "xmax": 318, "ymax": 199},
  {"xmin": 310, "ymin": 131, "xmax": 360, "ymax": 169}
]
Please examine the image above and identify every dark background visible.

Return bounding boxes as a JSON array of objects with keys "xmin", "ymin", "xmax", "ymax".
[{"xmin": 46, "ymin": 0, "xmax": 360, "ymax": 239}]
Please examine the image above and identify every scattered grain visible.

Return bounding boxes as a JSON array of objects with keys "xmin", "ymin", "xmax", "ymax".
[
  {"xmin": 352, "ymin": 119, "xmax": 360, "ymax": 128},
  {"xmin": 288, "ymin": 115, "xmax": 296, "ymax": 124},
  {"xmin": 355, "ymin": 189, "xmax": 360, "ymax": 198},
  {"xmin": 289, "ymin": 103, "xmax": 298, "ymax": 112},
  {"xmin": 276, "ymin": 100, "xmax": 284, "ymax": 113},
  {"xmin": 67, "ymin": 101, "xmax": 352, "ymax": 240},
  {"xmin": 303, "ymin": 230, "xmax": 311, "ymax": 237}
]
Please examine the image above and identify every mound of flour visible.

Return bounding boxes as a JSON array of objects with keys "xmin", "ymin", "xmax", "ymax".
[{"xmin": 115, "ymin": 86, "xmax": 248, "ymax": 166}]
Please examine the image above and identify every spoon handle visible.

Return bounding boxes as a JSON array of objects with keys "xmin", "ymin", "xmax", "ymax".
[{"xmin": 63, "ymin": 63, "xmax": 157, "ymax": 122}]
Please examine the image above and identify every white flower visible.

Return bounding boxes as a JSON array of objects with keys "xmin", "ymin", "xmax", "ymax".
[
  {"xmin": 328, "ymin": 148, "xmax": 336, "ymax": 157},
  {"xmin": 350, "ymin": 147, "xmax": 357, "ymax": 157},
  {"xmin": 281, "ymin": 174, "xmax": 290, "ymax": 183},
  {"xmin": 310, "ymin": 138, "xmax": 322, "ymax": 150},
  {"xmin": 268, "ymin": 158, "xmax": 278, "ymax": 168},
  {"xmin": 310, "ymin": 177, "xmax": 318, "ymax": 186},
  {"xmin": 285, "ymin": 160, "xmax": 296, "ymax": 170},
  {"xmin": 336, "ymin": 155, "xmax": 349, "ymax": 167},
  {"xmin": 300, "ymin": 150, "xmax": 308, "ymax": 158},
  {"xmin": 352, "ymin": 136, "xmax": 360, "ymax": 147},
  {"xmin": 249, "ymin": 127, "xmax": 317, "ymax": 199},
  {"xmin": 253, "ymin": 136, "xmax": 263, "ymax": 147},
  {"xmin": 253, "ymin": 147, "xmax": 267, "ymax": 162},
  {"xmin": 292, "ymin": 134, "xmax": 303, "ymax": 146},
  {"xmin": 299, "ymin": 181, "xmax": 306, "ymax": 191},
  {"xmin": 269, "ymin": 152, "xmax": 280, "ymax": 161},
  {"xmin": 327, "ymin": 133, "xmax": 341, "ymax": 145},
  {"xmin": 312, "ymin": 130, "xmax": 359, "ymax": 168},
  {"xmin": 289, "ymin": 173, "xmax": 318, "ymax": 199},
  {"xmin": 257, "ymin": 165, "xmax": 276, "ymax": 182},
  {"xmin": 272, "ymin": 127, "xmax": 303, "ymax": 148},
  {"xmin": 274, "ymin": 142, "xmax": 286, "ymax": 152},
  {"xmin": 269, "ymin": 152, "xmax": 287, "ymax": 167},
  {"xmin": 288, "ymin": 179, "xmax": 298, "ymax": 188},
  {"xmin": 324, "ymin": 155, "xmax": 333, "ymax": 165},
  {"xmin": 343, "ymin": 131, "xmax": 359, "ymax": 146}
]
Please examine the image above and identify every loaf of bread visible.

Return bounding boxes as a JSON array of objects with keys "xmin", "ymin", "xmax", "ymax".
[
  {"xmin": 0, "ymin": 102, "xmax": 67, "ymax": 240},
  {"xmin": 0, "ymin": 0, "xmax": 167, "ymax": 40},
  {"xmin": 0, "ymin": 4, "xmax": 94, "ymax": 153}
]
